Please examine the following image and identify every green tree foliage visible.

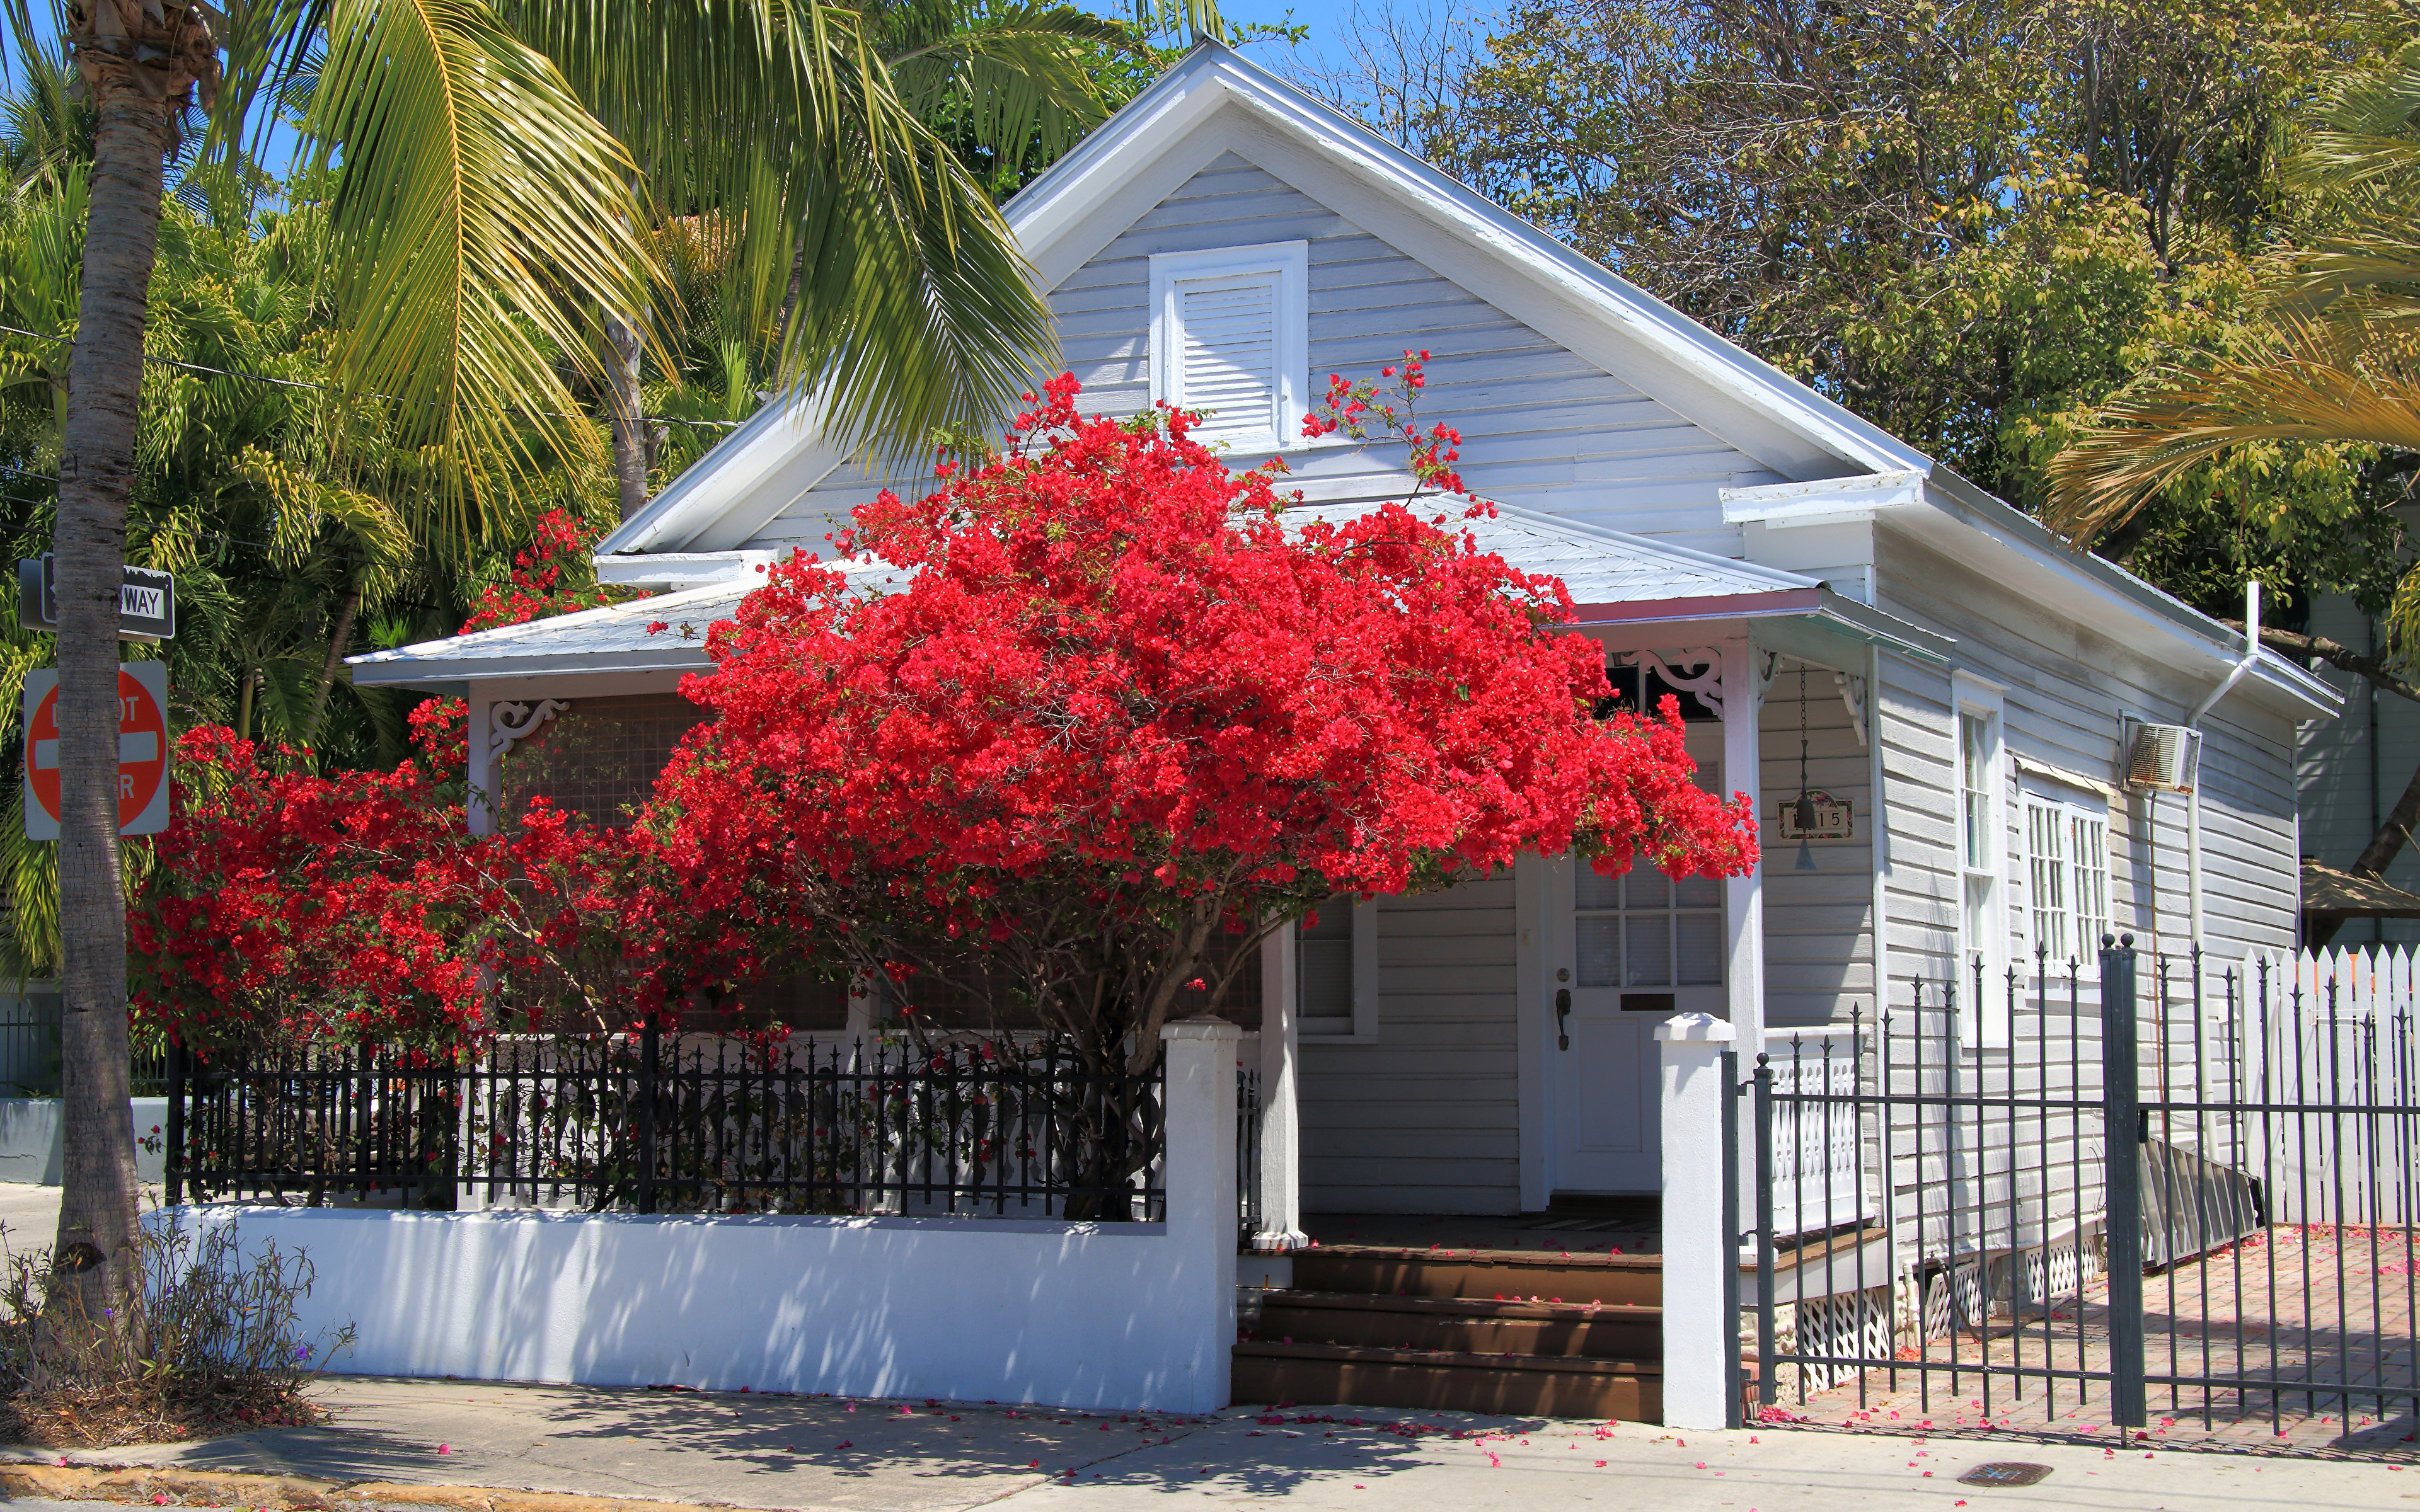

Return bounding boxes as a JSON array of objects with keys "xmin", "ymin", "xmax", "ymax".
[{"xmin": 1303, "ymin": 0, "xmax": 2413, "ymax": 622}]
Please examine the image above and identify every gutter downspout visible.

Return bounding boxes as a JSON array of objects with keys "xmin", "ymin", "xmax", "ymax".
[{"xmin": 2183, "ymin": 581, "xmax": 2262, "ymax": 950}]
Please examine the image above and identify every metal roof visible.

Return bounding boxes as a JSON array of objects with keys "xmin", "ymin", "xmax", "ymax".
[{"xmin": 350, "ymin": 504, "xmax": 1870, "ymax": 690}]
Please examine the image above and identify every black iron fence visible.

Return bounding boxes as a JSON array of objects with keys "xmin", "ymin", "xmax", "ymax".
[
  {"xmin": 1238, "ymin": 1062, "xmax": 1262, "ymax": 1244},
  {"xmin": 168, "ymin": 1029, "xmax": 1168, "ymax": 1221},
  {"xmin": 0, "ymin": 993, "xmax": 171, "ymax": 1097},
  {"xmin": 1746, "ymin": 937, "xmax": 2420, "ymax": 1445}
]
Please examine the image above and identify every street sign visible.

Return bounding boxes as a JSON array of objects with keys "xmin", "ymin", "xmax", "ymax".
[
  {"xmin": 15, "ymin": 556, "xmax": 176, "ymax": 640},
  {"xmin": 22, "ymin": 661, "xmax": 171, "ymax": 840}
]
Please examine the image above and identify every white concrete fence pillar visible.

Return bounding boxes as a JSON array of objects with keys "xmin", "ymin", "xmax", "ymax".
[
  {"xmin": 1160, "ymin": 1017, "xmax": 1242, "ymax": 1414},
  {"xmin": 1657, "ymin": 1011, "xmax": 1739, "ymax": 1431}
]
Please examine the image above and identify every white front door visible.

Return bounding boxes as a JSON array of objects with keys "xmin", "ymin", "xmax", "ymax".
[{"xmin": 1549, "ymin": 743, "xmax": 1726, "ymax": 1195}]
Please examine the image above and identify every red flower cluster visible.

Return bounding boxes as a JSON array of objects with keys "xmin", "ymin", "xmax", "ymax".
[
  {"xmin": 646, "ymin": 373, "xmax": 1755, "ymax": 1050},
  {"xmin": 131, "ymin": 723, "xmax": 697, "ymax": 1051},
  {"xmin": 460, "ymin": 508, "xmax": 628, "ymax": 635}
]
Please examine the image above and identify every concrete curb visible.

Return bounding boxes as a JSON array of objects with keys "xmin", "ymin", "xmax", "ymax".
[{"xmin": 0, "ymin": 1459, "xmax": 783, "ymax": 1512}]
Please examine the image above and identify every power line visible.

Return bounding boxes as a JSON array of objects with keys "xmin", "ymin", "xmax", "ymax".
[{"xmin": 0, "ymin": 321, "xmax": 751, "ymax": 430}]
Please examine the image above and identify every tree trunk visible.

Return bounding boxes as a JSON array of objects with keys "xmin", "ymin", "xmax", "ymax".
[
  {"xmin": 54, "ymin": 73, "xmax": 175, "ymax": 1312},
  {"xmin": 306, "ymin": 575, "xmax": 364, "ymax": 745},
  {"xmin": 606, "ymin": 315, "xmax": 647, "ymax": 523},
  {"xmin": 2307, "ymin": 753, "xmax": 2420, "ymax": 951}
]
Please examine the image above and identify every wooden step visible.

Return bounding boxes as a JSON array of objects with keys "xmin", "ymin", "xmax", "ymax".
[
  {"xmin": 1292, "ymin": 1246, "xmax": 1662, "ymax": 1307},
  {"xmin": 1255, "ymin": 1291, "xmax": 1661, "ymax": 1360},
  {"xmin": 1233, "ymin": 1340, "xmax": 1661, "ymax": 1421}
]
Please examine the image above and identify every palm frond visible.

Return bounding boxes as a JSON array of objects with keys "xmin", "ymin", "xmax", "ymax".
[
  {"xmin": 880, "ymin": 1, "xmax": 1128, "ymax": 172},
  {"xmin": 305, "ymin": 0, "xmax": 655, "ymax": 539},
  {"xmin": 501, "ymin": 1, "xmax": 1054, "ymax": 459},
  {"xmin": 2044, "ymin": 314, "xmax": 2420, "ymax": 546},
  {"xmin": 2294, "ymin": 40, "xmax": 2420, "ymax": 194}
]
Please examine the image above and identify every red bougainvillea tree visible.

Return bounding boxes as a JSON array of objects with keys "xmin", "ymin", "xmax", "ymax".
[
  {"xmin": 130, "ymin": 512, "xmax": 680, "ymax": 1053},
  {"xmin": 648, "ymin": 365, "xmax": 1758, "ymax": 1074}
]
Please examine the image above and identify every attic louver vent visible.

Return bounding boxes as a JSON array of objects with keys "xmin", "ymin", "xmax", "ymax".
[
  {"xmin": 1150, "ymin": 241, "xmax": 1307, "ymax": 453},
  {"xmin": 1175, "ymin": 275, "xmax": 1281, "ymax": 442},
  {"xmin": 2127, "ymin": 723, "xmax": 2201, "ymax": 794}
]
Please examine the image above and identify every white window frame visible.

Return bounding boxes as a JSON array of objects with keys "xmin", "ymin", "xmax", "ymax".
[
  {"xmin": 1297, "ymin": 895, "xmax": 1380, "ymax": 1044},
  {"xmin": 1148, "ymin": 241, "xmax": 1308, "ymax": 455},
  {"xmin": 2021, "ymin": 775, "xmax": 2111, "ymax": 982},
  {"xmin": 1952, "ymin": 673, "xmax": 2008, "ymax": 1048}
]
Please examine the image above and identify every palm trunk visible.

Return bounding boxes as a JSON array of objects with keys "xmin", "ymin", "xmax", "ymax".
[
  {"xmin": 606, "ymin": 314, "xmax": 647, "ymax": 522},
  {"xmin": 54, "ymin": 75, "xmax": 175, "ymax": 1312},
  {"xmin": 306, "ymin": 576, "xmax": 364, "ymax": 745}
]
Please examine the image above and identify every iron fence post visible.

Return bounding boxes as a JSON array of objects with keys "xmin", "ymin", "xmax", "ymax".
[
  {"xmin": 2101, "ymin": 933, "xmax": 2148, "ymax": 1429},
  {"xmin": 638, "ymin": 1018, "xmax": 660, "ymax": 1215},
  {"xmin": 1753, "ymin": 1053, "xmax": 1777, "ymax": 1407},
  {"xmin": 164, "ymin": 1037, "xmax": 185, "ymax": 1206}
]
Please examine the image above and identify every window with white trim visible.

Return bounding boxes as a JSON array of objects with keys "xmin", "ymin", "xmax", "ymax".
[
  {"xmin": 1298, "ymin": 892, "xmax": 1378, "ymax": 1041},
  {"xmin": 1149, "ymin": 241, "xmax": 1308, "ymax": 453},
  {"xmin": 1952, "ymin": 673, "xmax": 2007, "ymax": 1047},
  {"xmin": 2022, "ymin": 778, "xmax": 2110, "ymax": 971}
]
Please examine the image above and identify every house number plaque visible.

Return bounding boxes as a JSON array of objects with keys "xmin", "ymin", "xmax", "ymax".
[{"xmin": 1775, "ymin": 791, "xmax": 1853, "ymax": 840}]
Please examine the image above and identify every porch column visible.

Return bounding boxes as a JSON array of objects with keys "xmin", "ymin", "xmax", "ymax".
[
  {"xmin": 1253, "ymin": 924, "xmax": 1306, "ymax": 1251},
  {"xmin": 464, "ymin": 692, "xmax": 495, "ymax": 835},
  {"xmin": 1719, "ymin": 641, "xmax": 1768, "ymax": 1053}
]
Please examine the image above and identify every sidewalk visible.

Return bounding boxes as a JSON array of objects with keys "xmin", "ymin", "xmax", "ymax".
[{"xmin": 8, "ymin": 1375, "xmax": 2409, "ymax": 1511}]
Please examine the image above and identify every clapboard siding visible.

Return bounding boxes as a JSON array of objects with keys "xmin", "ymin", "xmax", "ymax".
[
  {"xmin": 1869, "ymin": 534, "xmax": 2305, "ymax": 1265},
  {"xmin": 1761, "ymin": 667, "xmax": 1879, "ymax": 1028},
  {"xmin": 1298, "ymin": 877, "xmax": 1523, "ymax": 1215},
  {"xmin": 746, "ymin": 154, "xmax": 1782, "ymax": 559},
  {"xmin": 2297, "ymin": 593, "xmax": 2420, "ymax": 944}
]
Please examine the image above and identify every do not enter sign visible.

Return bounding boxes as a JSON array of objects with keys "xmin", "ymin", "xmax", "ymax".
[{"xmin": 23, "ymin": 661, "xmax": 170, "ymax": 840}]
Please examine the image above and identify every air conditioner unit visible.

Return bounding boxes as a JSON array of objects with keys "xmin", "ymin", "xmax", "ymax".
[{"xmin": 2127, "ymin": 723, "xmax": 2201, "ymax": 793}]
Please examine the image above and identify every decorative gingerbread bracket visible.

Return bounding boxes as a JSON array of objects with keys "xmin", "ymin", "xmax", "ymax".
[
  {"xmin": 1618, "ymin": 647, "xmax": 1729, "ymax": 721},
  {"xmin": 1833, "ymin": 671, "xmax": 1870, "ymax": 750},
  {"xmin": 489, "ymin": 698, "xmax": 569, "ymax": 764}
]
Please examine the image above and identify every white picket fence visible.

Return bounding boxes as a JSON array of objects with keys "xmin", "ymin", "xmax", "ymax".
[{"xmin": 2235, "ymin": 948, "xmax": 2420, "ymax": 1228}]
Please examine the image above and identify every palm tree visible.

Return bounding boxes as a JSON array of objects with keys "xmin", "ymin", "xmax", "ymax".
[
  {"xmin": 2046, "ymin": 42, "xmax": 2420, "ymax": 942},
  {"xmin": 23, "ymin": 0, "xmax": 1219, "ymax": 1317}
]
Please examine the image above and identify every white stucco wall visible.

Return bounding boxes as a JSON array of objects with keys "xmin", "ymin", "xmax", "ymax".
[{"xmin": 161, "ymin": 1022, "xmax": 1242, "ymax": 1414}]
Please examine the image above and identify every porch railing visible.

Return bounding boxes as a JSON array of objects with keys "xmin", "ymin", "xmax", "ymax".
[{"xmin": 167, "ymin": 1030, "xmax": 1168, "ymax": 1221}]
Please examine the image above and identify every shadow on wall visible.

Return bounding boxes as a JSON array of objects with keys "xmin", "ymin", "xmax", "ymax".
[
  {"xmin": 165, "ymin": 1206, "xmax": 1227, "ymax": 1414},
  {"xmin": 0, "ymin": 1098, "xmax": 169, "ymax": 1186}
]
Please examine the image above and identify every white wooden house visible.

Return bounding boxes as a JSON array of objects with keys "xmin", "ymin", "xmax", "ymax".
[{"xmin": 343, "ymin": 40, "xmax": 2341, "ymax": 1417}]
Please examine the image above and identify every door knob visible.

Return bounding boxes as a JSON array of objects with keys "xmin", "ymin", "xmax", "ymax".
[{"xmin": 1555, "ymin": 988, "xmax": 1572, "ymax": 1051}]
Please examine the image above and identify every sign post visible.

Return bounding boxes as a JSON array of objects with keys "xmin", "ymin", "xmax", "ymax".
[{"xmin": 23, "ymin": 660, "xmax": 171, "ymax": 840}]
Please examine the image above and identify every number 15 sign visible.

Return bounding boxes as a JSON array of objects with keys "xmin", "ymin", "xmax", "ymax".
[{"xmin": 23, "ymin": 661, "xmax": 170, "ymax": 840}]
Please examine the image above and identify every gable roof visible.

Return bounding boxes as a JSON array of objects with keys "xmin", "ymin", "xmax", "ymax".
[
  {"xmin": 594, "ymin": 39, "xmax": 1928, "ymax": 562},
  {"xmin": 543, "ymin": 41, "xmax": 2331, "ymax": 722},
  {"xmin": 350, "ymin": 501, "xmax": 1942, "ymax": 692}
]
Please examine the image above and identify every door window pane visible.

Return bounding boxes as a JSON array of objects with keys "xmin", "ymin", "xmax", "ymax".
[
  {"xmin": 1576, "ymin": 917, "xmax": 1622, "ymax": 988},
  {"xmin": 1625, "ymin": 916, "xmax": 1672, "ymax": 987},
  {"xmin": 1626, "ymin": 869, "xmax": 1670, "ymax": 911},
  {"xmin": 1576, "ymin": 867, "xmax": 1623, "ymax": 911},
  {"xmin": 1676, "ymin": 913, "xmax": 1725, "ymax": 985}
]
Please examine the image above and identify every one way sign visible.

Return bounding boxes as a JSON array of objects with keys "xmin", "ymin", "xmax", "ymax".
[{"xmin": 16, "ymin": 556, "xmax": 176, "ymax": 640}]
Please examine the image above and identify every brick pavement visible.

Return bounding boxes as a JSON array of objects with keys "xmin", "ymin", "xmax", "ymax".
[{"xmin": 1785, "ymin": 1224, "xmax": 2419, "ymax": 1460}]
